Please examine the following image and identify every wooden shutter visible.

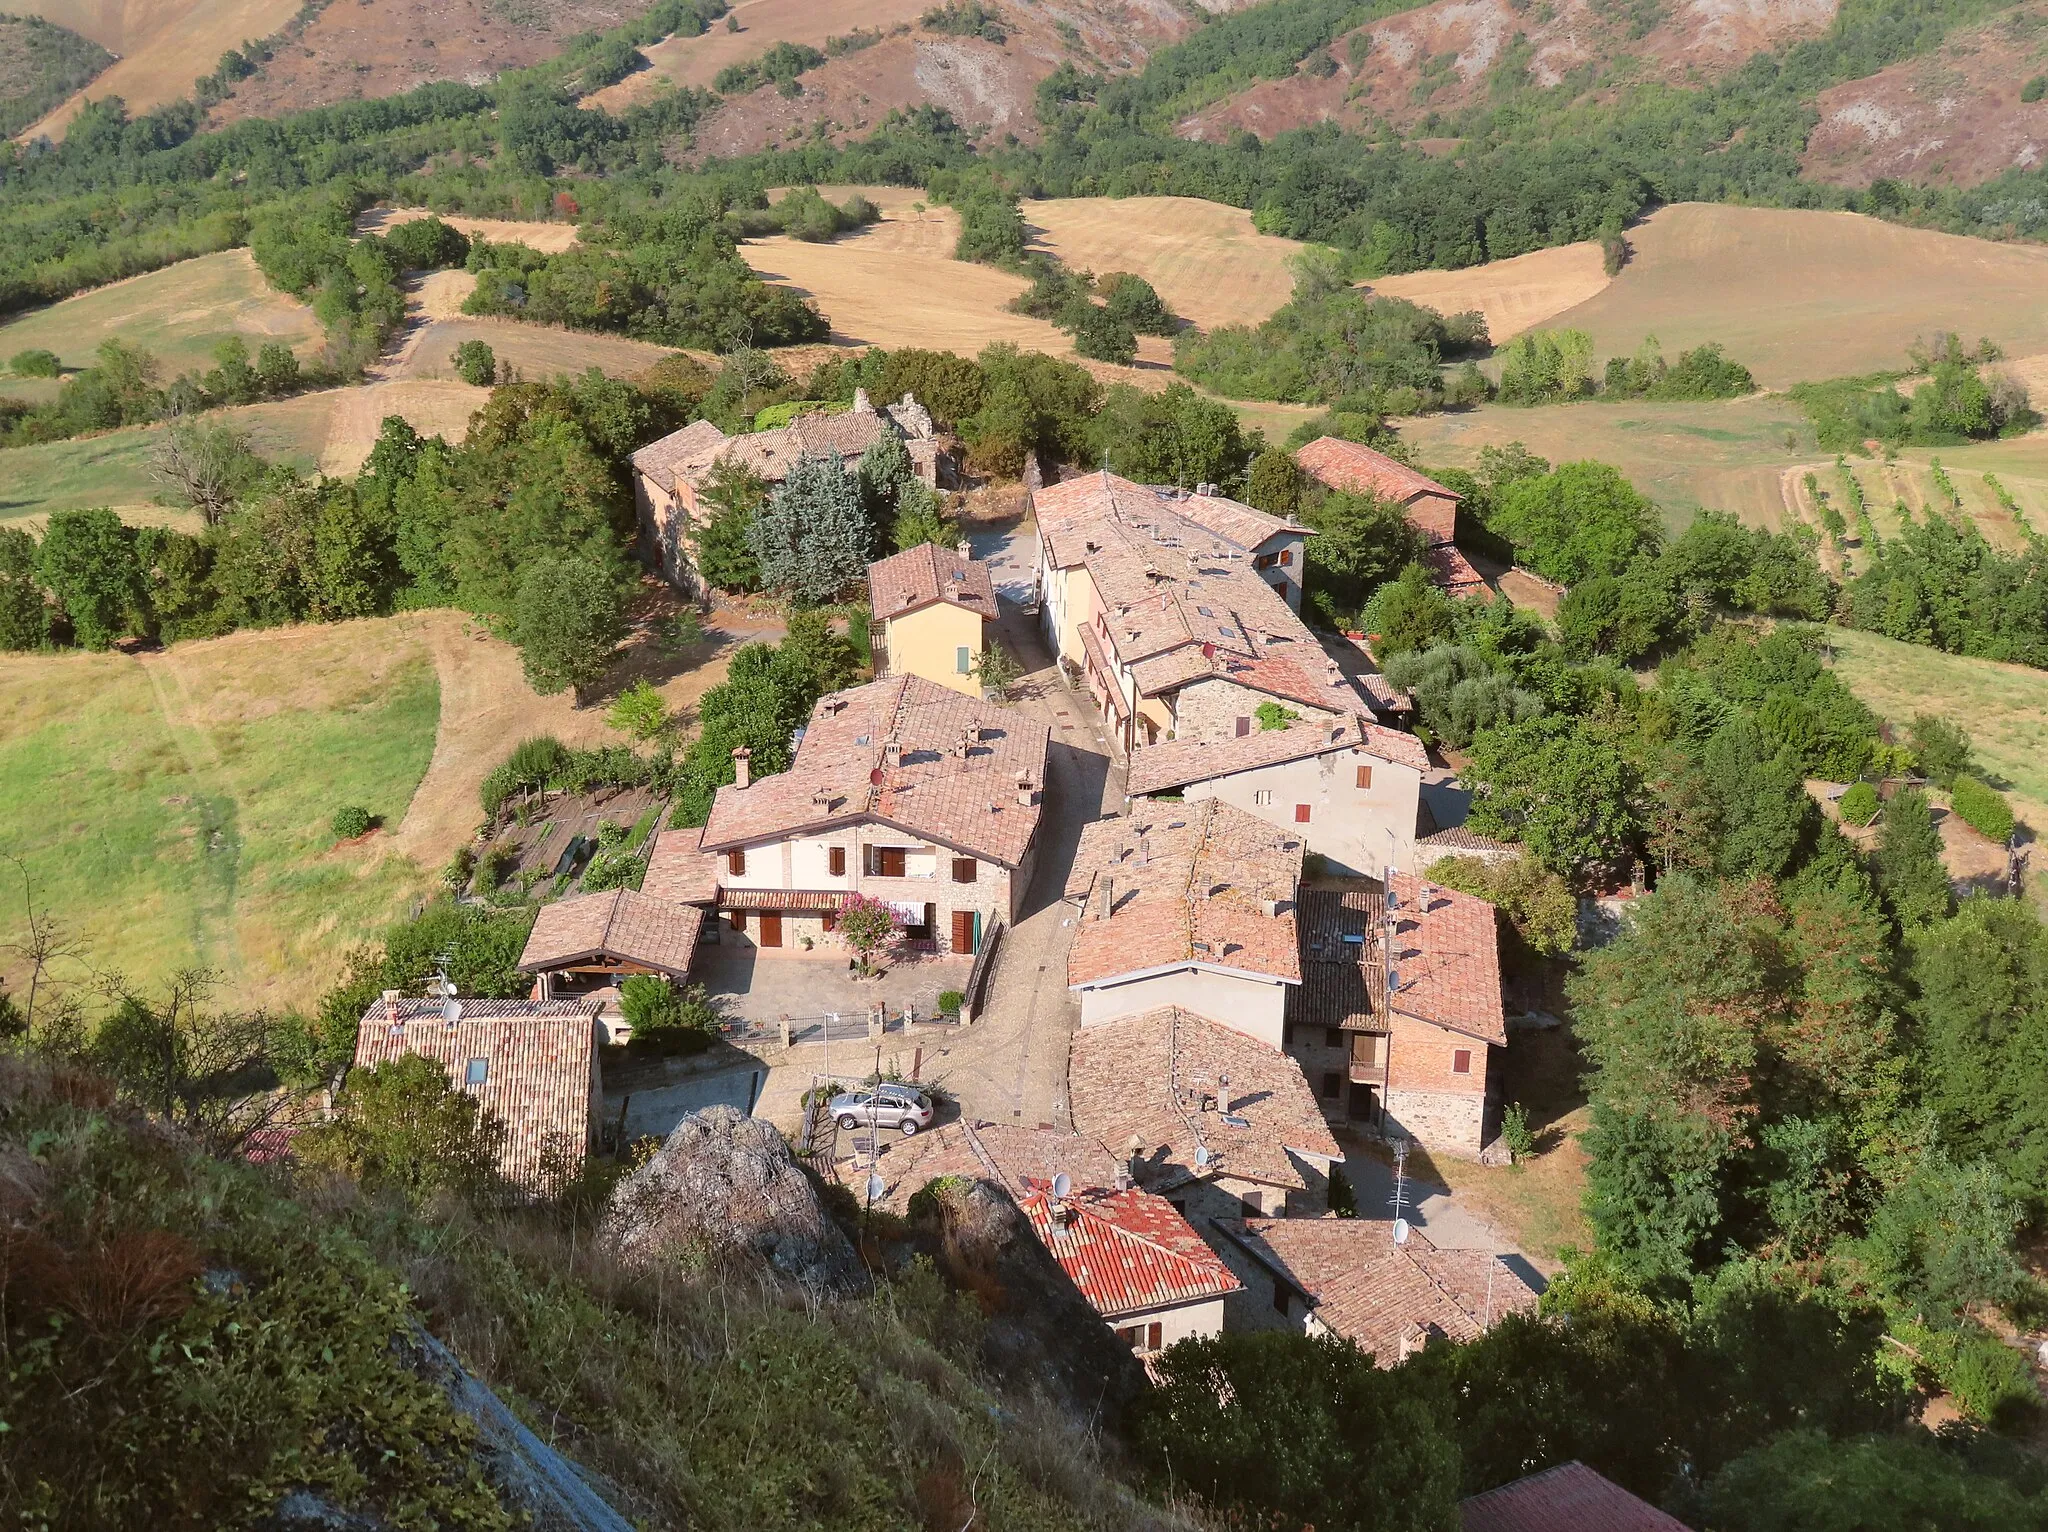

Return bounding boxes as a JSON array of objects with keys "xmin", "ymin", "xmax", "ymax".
[
  {"xmin": 1452, "ymin": 1048, "xmax": 1472, "ymax": 1074},
  {"xmin": 1235, "ymin": 716, "xmax": 1251, "ymax": 737},
  {"xmin": 952, "ymin": 909, "xmax": 977, "ymax": 954},
  {"xmin": 1355, "ymin": 764, "xmax": 1373, "ymax": 789},
  {"xmin": 726, "ymin": 849, "xmax": 746, "ymax": 875},
  {"xmin": 828, "ymin": 846, "xmax": 846, "ymax": 876},
  {"xmin": 1147, "ymin": 1322, "xmax": 1162, "ymax": 1351},
  {"xmin": 952, "ymin": 857, "xmax": 976, "ymax": 883},
  {"xmin": 1294, "ymin": 803, "xmax": 1311, "ymax": 823}
]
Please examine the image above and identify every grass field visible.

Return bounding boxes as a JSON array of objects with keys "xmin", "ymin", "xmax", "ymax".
[
  {"xmin": 358, "ymin": 208, "xmax": 581, "ymax": 254},
  {"xmin": 1368, "ymin": 241, "xmax": 1611, "ymax": 345},
  {"xmin": 319, "ymin": 379, "xmax": 486, "ymax": 475},
  {"xmin": 1549, "ymin": 203, "xmax": 2048, "ymax": 389},
  {"xmin": 0, "ymin": 618, "xmax": 441, "ymax": 1009},
  {"xmin": 394, "ymin": 317, "xmax": 679, "ymax": 384},
  {"xmin": 584, "ymin": 0, "xmax": 930, "ymax": 109},
  {"xmin": 0, "ymin": 391, "xmax": 336, "ymax": 527},
  {"xmin": 0, "ymin": 249, "xmax": 321, "ymax": 377},
  {"xmin": 14, "ymin": 0, "xmax": 301, "ymax": 137},
  {"xmin": 1023, "ymin": 196, "xmax": 1304, "ymax": 333}
]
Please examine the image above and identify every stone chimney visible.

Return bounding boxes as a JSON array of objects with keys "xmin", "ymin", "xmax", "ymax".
[
  {"xmin": 957, "ymin": 540, "xmax": 973, "ymax": 559},
  {"xmin": 852, "ymin": 386, "xmax": 874, "ymax": 414},
  {"xmin": 1097, "ymin": 875, "xmax": 1115, "ymax": 921},
  {"xmin": 382, "ymin": 989, "xmax": 402, "ymax": 1023},
  {"xmin": 883, "ymin": 738, "xmax": 903, "ymax": 768},
  {"xmin": 732, "ymin": 746, "xmax": 751, "ymax": 790},
  {"xmin": 1015, "ymin": 772, "xmax": 1034, "ymax": 807}
]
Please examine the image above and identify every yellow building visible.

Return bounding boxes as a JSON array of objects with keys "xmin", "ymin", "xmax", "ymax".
[{"xmin": 867, "ymin": 542, "xmax": 997, "ymax": 697}]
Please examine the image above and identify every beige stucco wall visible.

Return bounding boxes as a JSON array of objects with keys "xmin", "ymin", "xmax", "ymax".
[
  {"xmin": 1171, "ymin": 676, "xmax": 1341, "ymax": 746},
  {"xmin": 1116, "ymin": 1295, "xmax": 1228, "ymax": 1355},
  {"xmin": 711, "ymin": 823, "xmax": 1021, "ymax": 947},
  {"xmin": 1077, "ymin": 966, "xmax": 1290, "ymax": 1049},
  {"xmin": 882, "ymin": 602, "xmax": 986, "ymax": 697},
  {"xmin": 1180, "ymin": 749, "xmax": 1423, "ymax": 876}
]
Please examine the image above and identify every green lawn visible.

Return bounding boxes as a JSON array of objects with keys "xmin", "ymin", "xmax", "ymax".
[{"xmin": 0, "ymin": 618, "xmax": 442, "ymax": 1011}]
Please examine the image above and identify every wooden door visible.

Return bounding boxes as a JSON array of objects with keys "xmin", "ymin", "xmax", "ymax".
[
  {"xmin": 951, "ymin": 909, "xmax": 977, "ymax": 955},
  {"xmin": 759, "ymin": 912, "xmax": 783, "ymax": 948}
]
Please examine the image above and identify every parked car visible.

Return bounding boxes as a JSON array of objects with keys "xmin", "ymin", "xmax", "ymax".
[{"xmin": 830, "ymin": 1084, "xmax": 933, "ymax": 1136}]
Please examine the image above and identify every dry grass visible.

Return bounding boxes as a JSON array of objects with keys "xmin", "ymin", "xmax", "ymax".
[
  {"xmin": 392, "ymin": 318, "xmax": 679, "ymax": 385},
  {"xmin": 14, "ymin": 0, "xmax": 302, "ymax": 137},
  {"xmin": 1367, "ymin": 240, "xmax": 1612, "ymax": 345},
  {"xmin": 357, "ymin": 207, "xmax": 582, "ymax": 254},
  {"xmin": 1549, "ymin": 203, "xmax": 2048, "ymax": 389},
  {"xmin": 0, "ymin": 249, "xmax": 321, "ymax": 377},
  {"xmin": 317, "ymin": 379, "xmax": 488, "ymax": 475},
  {"xmin": 584, "ymin": 0, "xmax": 931, "ymax": 109},
  {"xmin": 1023, "ymin": 196, "xmax": 1304, "ymax": 333}
]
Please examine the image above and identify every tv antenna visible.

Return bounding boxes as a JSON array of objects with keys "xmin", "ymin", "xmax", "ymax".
[{"xmin": 1389, "ymin": 1135, "xmax": 1411, "ymax": 1244}]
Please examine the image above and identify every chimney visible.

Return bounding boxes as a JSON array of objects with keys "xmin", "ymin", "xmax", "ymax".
[
  {"xmin": 732, "ymin": 746, "xmax": 751, "ymax": 790},
  {"xmin": 883, "ymin": 738, "xmax": 903, "ymax": 768},
  {"xmin": 1136, "ymin": 836, "xmax": 1150, "ymax": 866},
  {"xmin": 382, "ymin": 989, "xmax": 402, "ymax": 1023},
  {"xmin": 1098, "ymin": 875, "xmax": 1115, "ymax": 921},
  {"xmin": 852, "ymin": 386, "xmax": 874, "ymax": 414},
  {"xmin": 1015, "ymin": 773, "xmax": 1034, "ymax": 807},
  {"xmin": 957, "ymin": 540, "xmax": 973, "ymax": 559}
]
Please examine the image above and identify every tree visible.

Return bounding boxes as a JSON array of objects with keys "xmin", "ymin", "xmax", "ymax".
[
  {"xmin": 1130, "ymin": 1331, "xmax": 1460, "ymax": 1532},
  {"xmin": 606, "ymin": 677, "xmax": 669, "ymax": 740},
  {"xmin": 296, "ymin": 1053, "xmax": 508, "ymax": 1205},
  {"xmin": 0, "ymin": 526, "xmax": 48, "ymax": 650},
  {"xmin": 968, "ymin": 643, "xmax": 1023, "ymax": 698},
  {"xmin": 451, "ymin": 339, "xmax": 498, "ymax": 386},
  {"xmin": 150, "ymin": 419, "xmax": 268, "ymax": 526},
  {"xmin": 1245, "ymin": 448, "xmax": 1309, "ymax": 515},
  {"xmin": 748, "ymin": 452, "xmax": 872, "ymax": 603},
  {"xmin": 1099, "ymin": 271, "xmax": 1174, "ymax": 334},
  {"xmin": 1873, "ymin": 786, "xmax": 1950, "ymax": 928},
  {"xmin": 1492, "ymin": 462, "xmax": 1661, "ymax": 585},
  {"xmin": 695, "ymin": 459, "xmax": 768, "ymax": 592},
  {"xmin": 1908, "ymin": 712, "xmax": 1974, "ymax": 785},
  {"xmin": 1703, "ymin": 1430, "xmax": 2048, "ymax": 1532},
  {"xmin": 620, "ymin": 976, "xmax": 720, "ymax": 1050},
  {"xmin": 87, "ymin": 969, "xmax": 291, "ymax": 1152},
  {"xmin": 511, "ymin": 554, "xmax": 627, "ymax": 700},
  {"xmin": 837, "ymin": 892, "xmax": 901, "ymax": 976},
  {"xmin": 1860, "ymin": 1148, "xmax": 2026, "ymax": 1318},
  {"xmin": 37, "ymin": 506, "xmax": 140, "ymax": 649},
  {"xmin": 1360, "ymin": 562, "xmax": 1458, "ymax": 654},
  {"xmin": 1068, "ymin": 302, "xmax": 1137, "ymax": 364},
  {"xmin": 1303, "ymin": 490, "xmax": 1426, "ymax": 614},
  {"xmin": 1464, "ymin": 717, "xmax": 1643, "ymax": 877},
  {"xmin": 889, "ymin": 480, "xmax": 955, "ymax": 551}
]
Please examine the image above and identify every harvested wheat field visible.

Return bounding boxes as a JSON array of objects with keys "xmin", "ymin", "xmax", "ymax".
[
  {"xmin": 14, "ymin": 0, "xmax": 301, "ymax": 137},
  {"xmin": 358, "ymin": 207, "xmax": 582, "ymax": 255},
  {"xmin": 1549, "ymin": 204, "xmax": 2048, "ymax": 389},
  {"xmin": 393, "ymin": 318, "xmax": 680, "ymax": 385},
  {"xmin": 1023, "ymin": 196, "xmax": 1304, "ymax": 333},
  {"xmin": 1367, "ymin": 241, "xmax": 1611, "ymax": 345},
  {"xmin": 586, "ymin": 0, "xmax": 931, "ymax": 110},
  {"xmin": 319, "ymin": 380, "xmax": 488, "ymax": 476},
  {"xmin": 0, "ymin": 249, "xmax": 322, "ymax": 377}
]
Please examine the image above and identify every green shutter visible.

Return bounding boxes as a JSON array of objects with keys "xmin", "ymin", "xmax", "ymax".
[{"xmin": 957, "ymin": 646, "xmax": 971, "ymax": 673}]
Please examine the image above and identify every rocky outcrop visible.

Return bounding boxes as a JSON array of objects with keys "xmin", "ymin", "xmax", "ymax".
[{"xmin": 602, "ymin": 1105, "xmax": 861, "ymax": 1293}]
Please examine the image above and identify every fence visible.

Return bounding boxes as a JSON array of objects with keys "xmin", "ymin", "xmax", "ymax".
[
  {"xmin": 719, "ymin": 1003, "xmax": 961, "ymax": 1051},
  {"xmin": 960, "ymin": 919, "xmax": 1006, "ymax": 1024}
]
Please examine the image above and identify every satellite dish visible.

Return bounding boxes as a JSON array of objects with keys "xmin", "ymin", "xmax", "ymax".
[
  {"xmin": 1194, "ymin": 1145, "xmax": 1212, "ymax": 1169},
  {"xmin": 1393, "ymin": 1217, "xmax": 1411, "ymax": 1246},
  {"xmin": 442, "ymin": 997, "xmax": 463, "ymax": 1025},
  {"xmin": 865, "ymin": 1172, "xmax": 885, "ymax": 1205},
  {"xmin": 1051, "ymin": 1172, "xmax": 1072, "ymax": 1200},
  {"xmin": 869, "ymin": 767, "xmax": 886, "ymax": 786},
  {"xmin": 1387, "ymin": 969, "xmax": 1400, "ymax": 992}
]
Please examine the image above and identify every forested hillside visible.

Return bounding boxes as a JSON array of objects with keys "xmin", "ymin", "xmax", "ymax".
[{"xmin": 0, "ymin": 11, "xmax": 109, "ymax": 136}]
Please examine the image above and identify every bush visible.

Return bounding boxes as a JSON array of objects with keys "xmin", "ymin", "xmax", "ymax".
[
  {"xmin": 621, "ymin": 976, "xmax": 720, "ymax": 1051},
  {"xmin": 1501, "ymin": 1102, "xmax": 1536, "ymax": 1161},
  {"xmin": 9, "ymin": 347, "xmax": 60, "ymax": 377},
  {"xmin": 451, "ymin": 339, "xmax": 497, "ymax": 386},
  {"xmin": 1951, "ymin": 775, "xmax": 2015, "ymax": 843},
  {"xmin": 441, "ymin": 845, "xmax": 476, "ymax": 893},
  {"xmin": 330, "ymin": 804, "xmax": 373, "ymax": 839},
  {"xmin": 936, "ymin": 989, "xmax": 964, "ymax": 1016},
  {"xmin": 2025, "ymin": 75, "xmax": 2047, "ymax": 103},
  {"xmin": 1839, "ymin": 781, "xmax": 1880, "ymax": 826}
]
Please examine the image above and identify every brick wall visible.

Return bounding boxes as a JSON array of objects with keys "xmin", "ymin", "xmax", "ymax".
[
  {"xmin": 1171, "ymin": 676, "xmax": 1340, "ymax": 745},
  {"xmin": 1386, "ymin": 1013, "xmax": 1489, "ymax": 1098}
]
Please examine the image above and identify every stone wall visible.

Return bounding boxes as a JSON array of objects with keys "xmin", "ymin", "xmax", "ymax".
[
  {"xmin": 1171, "ymin": 676, "xmax": 1339, "ymax": 746},
  {"xmin": 1383, "ymin": 1087, "xmax": 1487, "ymax": 1157}
]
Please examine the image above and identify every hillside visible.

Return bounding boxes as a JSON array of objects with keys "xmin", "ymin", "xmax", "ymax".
[{"xmin": 0, "ymin": 10, "xmax": 109, "ymax": 136}]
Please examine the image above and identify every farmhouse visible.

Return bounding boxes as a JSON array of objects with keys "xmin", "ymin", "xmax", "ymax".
[
  {"xmin": 1033, "ymin": 471, "xmax": 1396, "ymax": 756},
  {"xmin": 696, "ymin": 672, "xmax": 1048, "ymax": 957},
  {"xmin": 1127, "ymin": 712, "xmax": 1431, "ymax": 876},
  {"xmin": 630, "ymin": 389, "xmax": 951, "ymax": 591},
  {"xmin": 1069, "ymin": 1005, "xmax": 1343, "ymax": 1220},
  {"xmin": 867, "ymin": 541, "xmax": 997, "ymax": 696},
  {"xmin": 1289, "ymin": 880, "xmax": 1507, "ymax": 1156},
  {"xmin": 1293, "ymin": 438, "xmax": 1488, "ymax": 597},
  {"xmin": 1217, "ymin": 1216, "xmax": 1537, "ymax": 1362},
  {"xmin": 350, "ymin": 995, "xmax": 605, "ymax": 1192},
  {"xmin": 516, "ymin": 887, "xmax": 705, "ymax": 1041}
]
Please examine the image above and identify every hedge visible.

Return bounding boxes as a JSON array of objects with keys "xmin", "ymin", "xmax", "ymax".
[{"xmin": 1950, "ymin": 776, "xmax": 2015, "ymax": 844}]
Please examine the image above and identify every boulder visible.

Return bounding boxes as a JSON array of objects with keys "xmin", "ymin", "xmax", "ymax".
[{"xmin": 602, "ymin": 1105, "xmax": 860, "ymax": 1293}]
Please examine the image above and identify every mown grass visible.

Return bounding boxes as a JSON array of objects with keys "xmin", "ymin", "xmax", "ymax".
[{"xmin": 0, "ymin": 618, "xmax": 442, "ymax": 1010}]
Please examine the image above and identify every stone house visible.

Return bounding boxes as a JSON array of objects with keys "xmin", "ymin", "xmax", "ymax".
[
  {"xmin": 693, "ymin": 672, "xmax": 1047, "ymax": 958},
  {"xmin": 1127, "ymin": 712, "xmax": 1432, "ymax": 875},
  {"xmin": 1293, "ymin": 437, "xmax": 1488, "ymax": 597},
  {"xmin": 1032, "ymin": 471, "xmax": 1393, "ymax": 757},
  {"xmin": 630, "ymin": 389, "xmax": 951, "ymax": 593},
  {"xmin": 866, "ymin": 541, "xmax": 996, "ymax": 697}
]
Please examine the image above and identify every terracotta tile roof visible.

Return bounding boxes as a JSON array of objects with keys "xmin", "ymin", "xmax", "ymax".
[
  {"xmin": 1034, "ymin": 472, "xmax": 1391, "ymax": 721},
  {"xmin": 1356, "ymin": 669, "xmax": 1414, "ymax": 713},
  {"xmin": 700, "ymin": 673, "xmax": 1048, "ymax": 867},
  {"xmin": 640, "ymin": 826, "xmax": 720, "ymax": 905},
  {"xmin": 1290, "ymin": 888, "xmax": 1385, "ymax": 1033},
  {"xmin": 1021, "ymin": 1186, "xmax": 1243, "ymax": 1320},
  {"xmin": 1426, "ymin": 542, "xmax": 1490, "ymax": 596},
  {"xmin": 629, "ymin": 419, "xmax": 728, "ymax": 495},
  {"xmin": 517, "ymin": 888, "xmax": 703, "ymax": 979},
  {"xmin": 1461, "ymin": 1463, "xmax": 1691, "ymax": 1532},
  {"xmin": 718, "ymin": 889, "xmax": 847, "ymax": 911},
  {"xmin": 1127, "ymin": 713, "xmax": 1428, "ymax": 796},
  {"xmin": 867, "ymin": 1121, "xmax": 1128, "ymax": 1212},
  {"xmin": 1069, "ymin": 1006, "xmax": 1341, "ymax": 1192},
  {"xmin": 1387, "ymin": 873, "xmax": 1506, "ymax": 1045},
  {"xmin": 1177, "ymin": 490, "xmax": 1310, "ymax": 549},
  {"xmin": 1226, "ymin": 1217, "xmax": 1538, "ymax": 1364},
  {"xmin": 1418, "ymin": 827, "xmax": 1523, "ymax": 859},
  {"xmin": 868, "ymin": 542, "xmax": 996, "ymax": 622},
  {"xmin": 1294, "ymin": 438, "xmax": 1460, "ymax": 522},
  {"xmin": 1067, "ymin": 800, "xmax": 1305, "ymax": 987},
  {"xmin": 351, "ymin": 998, "xmax": 601, "ymax": 1190},
  {"xmin": 633, "ymin": 394, "xmax": 939, "ymax": 497}
]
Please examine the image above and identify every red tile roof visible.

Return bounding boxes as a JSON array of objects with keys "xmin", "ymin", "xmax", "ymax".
[
  {"xmin": 1461, "ymin": 1463, "xmax": 1691, "ymax": 1532},
  {"xmin": 1020, "ymin": 1186, "xmax": 1242, "ymax": 1320},
  {"xmin": 869, "ymin": 542, "xmax": 996, "ymax": 622},
  {"xmin": 1068, "ymin": 1006, "xmax": 1340, "ymax": 1192},
  {"xmin": 351, "ymin": 998, "xmax": 602, "ymax": 1191},
  {"xmin": 1294, "ymin": 438, "xmax": 1460, "ymax": 520},
  {"xmin": 1388, "ymin": 873, "xmax": 1506, "ymax": 1045},
  {"xmin": 1418, "ymin": 827, "xmax": 1523, "ymax": 860},
  {"xmin": 641, "ymin": 826, "xmax": 720, "ymax": 905},
  {"xmin": 1066, "ymin": 800, "xmax": 1305, "ymax": 987},
  {"xmin": 700, "ymin": 673, "xmax": 1048, "ymax": 867},
  {"xmin": 517, "ymin": 888, "xmax": 704, "ymax": 979},
  {"xmin": 1426, "ymin": 542, "xmax": 1490, "ymax": 597},
  {"xmin": 1127, "ymin": 713, "xmax": 1428, "ymax": 796}
]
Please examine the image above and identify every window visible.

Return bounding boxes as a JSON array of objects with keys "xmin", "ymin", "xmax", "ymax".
[
  {"xmin": 1452, "ymin": 1049, "xmax": 1473, "ymax": 1075},
  {"xmin": 1321, "ymin": 1071, "xmax": 1342, "ymax": 1099},
  {"xmin": 1294, "ymin": 804, "xmax": 1311, "ymax": 823},
  {"xmin": 951, "ymin": 857, "xmax": 977, "ymax": 884},
  {"xmin": 867, "ymin": 846, "xmax": 907, "ymax": 878},
  {"xmin": 465, "ymin": 1057, "xmax": 488, "ymax": 1087},
  {"xmin": 1253, "ymin": 552, "xmax": 1273, "ymax": 570},
  {"xmin": 956, "ymin": 645, "xmax": 971, "ymax": 674},
  {"xmin": 1148, "ymin": 1321, "xmax": 1162, "ymax": 1351},
  {"xmin": 1252, "ymin": 788, "xmax": 1273, "ymax": 807},
  {"xmin": 1272, "ymin": 1284, "xmax": 1290, "ymax": 1316},
  {"xmin": 1324, "ymin": 1027, "xmax": 1344, "ymax": 1048},
  {"xmin": 1235, "ymin": 716, "xmax": 1251, "ymax": 738},
  {"xmin": 1355, "ymin": 764, "xmax": 1373, "ymax": 790},
  {"xmin": 827, "ymin": 846, "xmax": 846, "ymax": 877},
  {"xmin": 726, "ymin": 849, "xmax": 746, "ymax": 876},
  {"xmin": 821, "ymin": 909, "xmax": 837, "ymax": 933}
]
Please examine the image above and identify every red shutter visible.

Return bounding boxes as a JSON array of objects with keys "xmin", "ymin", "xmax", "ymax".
[
  {"xmin": 726, "ymin": 849, "xmax": 745, "ymax": 875},
  {"xmin": 1235, "ymin": 717, "xmax": 1251, "ymax": 737},
  {"xmin": 1452, "ymin": 1048, "xmax": 1472, "ymax": 1074},
  {"xmin": 1294, "ymin": 804, "xmax": 1311, "ymax": 823},
  {"xmin": 1355, "ymin": 764, "xmax": 1373, "ymax": 789}
]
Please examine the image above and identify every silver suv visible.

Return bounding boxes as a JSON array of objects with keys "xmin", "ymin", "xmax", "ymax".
[{"xmin": 830, "ymin": 1084, "xmax": 934, "ymax": 1136}]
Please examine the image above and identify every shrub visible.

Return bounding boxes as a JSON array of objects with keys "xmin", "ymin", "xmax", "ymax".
[
  {"xmin": 1255, "ymin": 700, "xmax": 1299, "ymax": 730},
  {"xmin": 477, "ymin": 842, "xmax": 517, "ymax": 888},
  {"xmin": 1838, "ymin": 781, "xmax": 1880, "ymax": 826},
  {"xmin": 621, "ymin": 976, "xmax": 720, "ymax": 1051},
  {"xmin": 451, "ymin": 339, "xmax": 497, "ymax": 386},
  {"xmin": 2025, "ymin": 75, "xmax": 2047, "ymax": 103},
  {"xmin": 1950, "ymin": 775, "xmax": 2015, "ymax": 843},
  {"xmin": 330, "ymin": 804, "xmax": 373, "ymax": 839},
  {"xmin": 441, "ymin": 844, "xmax": 476, "ymax": 893},
  {"xmin": 1501, "ymin": 1102, "xmax": 1536, "ymax": 1161},
  {"xmin": 1327, "ymin": 1166, "xmax": 1357, "ymax": 1217},
  {"xmin": 936, "ymin": 989, "xmax": 965, "ymax": 1016},
  {"xmin": 9, "ymin": 347, "xmax": 60, "ymax": 377}
]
